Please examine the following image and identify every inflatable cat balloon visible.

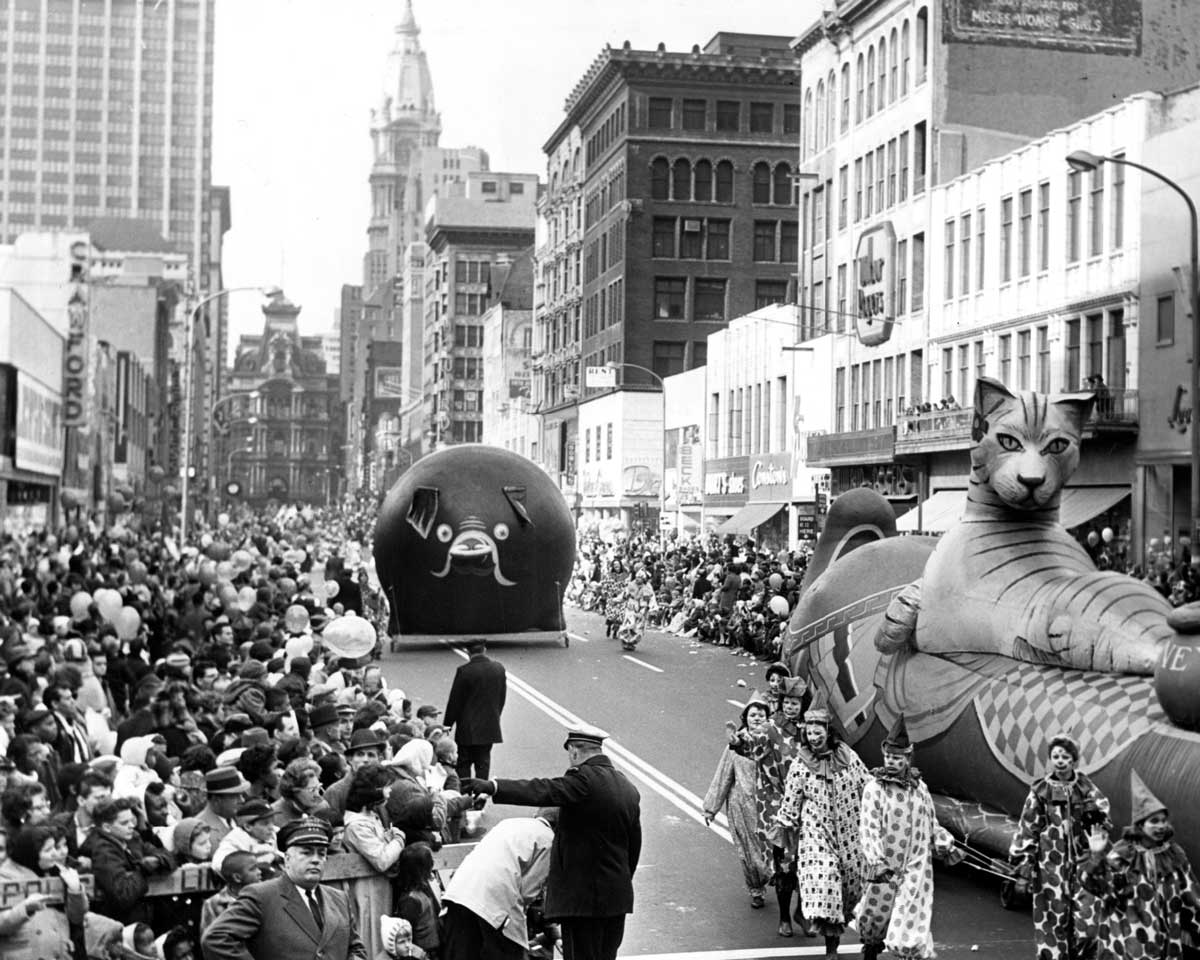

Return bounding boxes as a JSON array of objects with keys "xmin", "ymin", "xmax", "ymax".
[
  {"xmin": 783, "ymin": 376, "xmax": 1200, "ymax": 870},
  {"xmin": 373, "ymin": 446, "xmax": 575, "ymax": 636}
]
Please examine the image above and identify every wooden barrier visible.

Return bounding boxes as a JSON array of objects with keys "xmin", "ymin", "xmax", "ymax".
[{"xmin": 0, "ymin": 875, "xmax": 95, "ymax": 909}]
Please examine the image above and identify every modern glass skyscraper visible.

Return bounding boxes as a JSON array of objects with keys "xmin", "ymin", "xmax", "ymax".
[{"xmin": 0, "ymin": 0, "xmax": 214, "ymax": 282}]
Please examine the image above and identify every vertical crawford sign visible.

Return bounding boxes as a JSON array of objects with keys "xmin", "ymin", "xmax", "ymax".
[
  {"xmin": 63, "ymin": 288, "xmax": 89, "ymax": 427},
  {"xmin": 854, "ymin": 222, "xmax": 896, "ymax": 347}
]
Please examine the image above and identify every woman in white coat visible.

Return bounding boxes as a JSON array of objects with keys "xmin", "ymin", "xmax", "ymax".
[{"xmin": 341, "ymin": 763, "xmax": 405, "ymax": 960}]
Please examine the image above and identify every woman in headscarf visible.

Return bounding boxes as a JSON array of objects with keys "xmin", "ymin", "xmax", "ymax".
[
  {"xmin": 703, "ymin": 690, "xmax": 772, "ymax": 910},
  {"xmin": 111, "ymin": 736, "xmax": 160, "ymax": 801},
  {"xmin": 342, "ymin": 763, "xmax": 405, "ymax": 960},
  {"xmin": 1010, "ymin": 733, "xmax": 1111, "ymax": 960},
  {"xmin": 0, "ymin": 821, "xmax": 87, "ymax": 960},
  {"xmin": 385, "ymin": 740, "xmax": 446, "ymax": 850}
]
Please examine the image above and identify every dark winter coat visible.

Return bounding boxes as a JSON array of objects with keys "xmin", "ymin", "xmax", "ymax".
[{"xmin": 443, "ymin": 652, "xmax": 506, "ymax": 746}]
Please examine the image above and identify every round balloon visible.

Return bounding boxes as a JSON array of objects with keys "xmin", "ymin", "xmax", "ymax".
[
  {"xmin": 69, "ymin": 591, "xmax": 92, "ymax": 621},
  {"xmin": 1087, "ymin": 531, "xmax": 1100, "ymax": 547},
  {"xmin": 278, "ymin": 577, "xmax": 297, "ymax": 598},
  {"xmin": 128, "ymin": 561, "xmax": 148, "ymax": 585},
  {"xmin": 769, "ymin": 573, "xmax": 783, "ymax": 591},
  {"xmin": 238, "ymin": 586, "xmax": 257, "ymax": 612},
  {"xmin": 215, "ymin": 560, "xmax": 235, "ymax": 582},
  {"xmin": 232, "ymin": 550, "xmax": 254, "ymax": 572},
  {"xmin": 207, "ymin": 541, "xmax": 232, "ymax": 562},
  {"xmin": 115, "ymin": 606, "xmax": 140, "ymax": 641},
  {"xmin": 148, "ymin": 465, "xmax": 166, "ymax": 483},
  {"xmin": 217, "ymin": 512, "xmax": 231, "ymax": 527},
  {"xmin": 95, "ymin": 588, "xmax": 123, "ymax": 623},
  {"xmin": 198, "ymin": 560, "xmax": 219, "ymax": 586},
  {"xmin": 769, "ymin": 595, "xmax": 790, "ymax": 617},
  {"xmin": 284, "ymin": 604, "xmax": 310, "ymax": 634},
  {"xmin": 322, "ymin": 613, "xmax": 376, "ymax": 660},
  {"xmin": 324, "ymin": 579, "xmax": 340, "ymax": 600},
  {"xmin": 1101, "ymin": 527, "xmax": 1115, "ymax": 544}
]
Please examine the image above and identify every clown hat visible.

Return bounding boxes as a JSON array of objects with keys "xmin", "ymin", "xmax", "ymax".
[
  {"xmin": 1129, "ymin": 769, "xmax": 1167, "ymax": 825},
  {"xmin": 882, "ymin": 714, "xmax": 913, "ymax": 752},
  {"xmin": 804, "ymin": 689, "xmax": 830, "ymax": 724}
]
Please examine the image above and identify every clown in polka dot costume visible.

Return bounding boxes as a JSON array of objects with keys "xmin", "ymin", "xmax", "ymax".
[{"xmin": 855, "ymin": 715, "xmax": 960, "ymax": 960}]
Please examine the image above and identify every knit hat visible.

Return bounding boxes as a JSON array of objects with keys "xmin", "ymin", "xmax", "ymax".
[
  {"xmin": 379, "ymin": 915, "xmax": 417, "ymax": 957},
  {"xmin": 803, "ymin": 690, "xmax": 831, "ymax": 724},
  {"xmin": 882, "ymin": 714, "xmax": 913, "ymax": 753},
  {"xmin": 238, "ymin": 659, "xmax": 267, "ymax": 680},
  {"xmin": 1129, "ymin": 769, "xmax": 1168, "ymax": 825}
]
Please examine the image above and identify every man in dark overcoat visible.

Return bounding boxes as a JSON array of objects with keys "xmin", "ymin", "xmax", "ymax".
[
  {"xmin": 462, "ymin": 724, "xmax": 641, "ymax": 960},
  {"xmin": 443, "ymin": 637, "xmax": 507, "ymax": 779},
  {"xmin": 201, "ymin": 816, "xmax": 366, "ymax": 960}
]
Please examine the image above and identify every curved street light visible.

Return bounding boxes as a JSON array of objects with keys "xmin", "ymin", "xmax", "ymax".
[
  {"xmin": 179, "ymin": 286, "xmax": 282, "ymax": 542},
  {"xmin": 1067, "ymin": 150, "xmax": 1200, "ymax": 545}
]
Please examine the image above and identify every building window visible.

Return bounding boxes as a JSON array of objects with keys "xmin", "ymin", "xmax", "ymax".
[
  {"xmin": 753, "ymin": 221, "xmax": 776, "ymax": 261},
  {"xmin": 998, "ymin": 334, "xmax": 1012, "ymax": 384},
  {"xmin": 774, "ymin": 163, "xmax": 792, "ymax": 205},
  {"xmin": 911, "ymin": 232, "xmax": 925, "ymax": 312},
  {"xmin": 680, "ymin": 218, "xmax": 703, "ymax": 259},
  {"xmin": 1036, "ymin": 325, "xmax": 1050, "ymax": 393},
  {"xmin": 887, "ymin": 139, "xmax": 897, "ymax": 208},
  {"xmin": 715, "ymin": 160, "xmax": 733, "ymax": 202},
  {"xmin": 913, "ymin": 122, "xmax": 926, "ymax": 194},
  {"xmin": 1018, "ymin": 188, "xmax": 1033, "ymax": 278},
  {"xmin": 1157, "ymin": 294, "xmax": 1175, "ymax": 345},
  {"xmin": 673, "ymin": 159, "xmax": 692, "ymax": 201},
  {"xmin": 707, "ymin": 219, "xmax": 730, "ymax": 260},
  {"xmin": 960, "ymin": 213, "xmax": 971, "ymax": 295},
  {"xmin": 650, "ymin": 158, "xmax": 669, "ymax": 200},
  {"xmin": 481, "ymin": 181, "xmax": 497, "ymax": 194},
  {"xmin": 1089, "ymin": 167, "xmax": 1104, "ymax": 257},
  {"xmin": 837, "ymin": 263, "xmax": 848, "ymax": 325},
  {"xmin": 652, "ymin": 217, "xmax": 676, "ymax": 258},
  {"xmin": 1017, "ymin": 329, "xmax": 1031, "ymax": 390},
  {"xmin": 693, "ymin": 341, "xmax": 707, "ymax": 368},
  {"xmin": 1000, "ymin": 195, "xmax": 1013, "ymax": 283},
  {"xmin": 838, "ymin": 165, "xmax": 849, "ymax": 229},
  {"xmin": 877, "ymin": 37, "xmax": 887, "ymax": 111},
  {"xmin": 855, "ymin": 53, "xmax": 865, "ymax": 123},
  {"xmin": 752, "ymin": 162, "xmax": 771, "ymax": 204},
  {"xmin": 944, "ymin": 219, "xmax": 955, "ymax": 301},
  {"xmin": 607, "ymin": 423, "xmax": 612, "ymax": 459},
  {"xmin": 897, "ymin": 238, "xmax": 908, "ymax": 316},
  {"xmin": 942, "ymin": 347, "xmax": 954, "ymax": 401},
  {"xmin": 756, "ymin": 280, "xmax": 788, "ymax": 309},
  {"xmin": 781, "ymin": 221, "xmax": 799, "ymax": 262},
  {"xmin": 654, "ymin": 278, "xmax": 686, "ymax": 319},
  {"xmin": 835, "ymin": 367, "xmax": 846, "ymax": 432},
  {"xmin": 694, "ymin": 159, "xmax": 712, "ymax": 201},
  {"xmin": 813, "ymin": 186, "xmax": 826, "ymax": 245},
  {"xmin": 648, "ymin": 97, "xmax": 672, "ymax": 128},
  {"xmin": 1086, "ymin": 312, "xmax": 1103, "ymax": 381},
  {"xmin": 854, "ymin": 158, "xmax": 863, "ymax": 221},
  {"xmin": 652, "ymin": 341, "xmax": 686, "ymax": 379},
  {"xmin": 898, "ymin": 132, "xmax": 909, "ymax": 202},
  {"xmin": 1065, "ymin": 318, "xmax": 1080, "ymax": 385},
  {"xmin": 716, "ymin": 100, "xmax": 739, "ymax": 131},
  {"xmin": 682, "ymin": 98, "xmax": 706, "ymax": 130},
  {"xmin": 975, "ymin": 208, "xmax": 986, "ymax": 290},
  {"xmin": 1067, "ymin": 171, "xmax": 1082, "ymax": 263},
  {"xmin": 916, "ymin": 7, "xmax": 928, "ymax": 84},
  {"xmin": 783, "ymin": 102, "xmax": 800, "ymax": 134},
  {"xmin": 1111, "ymin": 154, "xmax": 1125, "ymax": 249},
  {"xmin": 1038, "ymin": 182, "xmax": 1050, "ymax": 272},
  {"xmin": 750, "ymin": 102, "xmax": 774, "ymax": 133},
  {"xmin": 901, "ymin": 20, "xmax": 911, "ymax": 95},
  {"xmin": 866, "ymin": 47, "xmax": 876, "ymax": 117},
  {"xmin": 840, "ymin": 62, "xmax": 851, "ymax": 132},
  {"xmin": 865, "ymin": 152, "xmax": 874, "ymax": 214},
  {"xmin": 694, "ymin": 278, "xmax": 727, "ymax": 321},
  {"xmin": 875, "ymin": 147, "xmax": 885, "ymax": 213}
]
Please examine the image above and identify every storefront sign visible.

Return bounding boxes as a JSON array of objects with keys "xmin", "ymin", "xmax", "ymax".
[
  {"xmin": 704, "ymin": 472, "xmax": 746, "ymax": 496},
  {"xmin": 943, "ymin": 0, "xmax": 1141, "ymax": 55},
  {"xmin": 854, "ymin": 223, "xmax": 896, "ymax": 347},
  {"xmin": 63, "ymin": 290, "xmax": 89, "ymax": 427},
  {"xmin": 749, "ymin": 453, "xmax": 792, "ymax": 503},
  {"xmin": 703, "ymin": 457, "xmax": 750, "ymax": 508},
  {"xmin": 15, "ymin": 372, "xmax": 63, "ymax": 476}
]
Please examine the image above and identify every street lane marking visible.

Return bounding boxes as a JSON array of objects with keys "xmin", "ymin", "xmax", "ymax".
[
  {"xmin": 623, "ymin": 948, "xmax": 858, "ymax": 959},
  {"xmin": 446, "ymin": 643, "xmax": 734, "ymax": 843},
  {"xmin": 567, "ymin": 632, "xmax": 589, "ymax": 643},
  {"xmin": 623, "ymin": 654, "xmax": 663, "ymax": 673}
]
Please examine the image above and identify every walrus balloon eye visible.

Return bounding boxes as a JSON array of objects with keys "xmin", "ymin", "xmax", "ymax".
[
  {"xmin": 436, "ymin": 524, "xmax": 453, "ymax": 543},
  {"xmin": 494, "ymin": 523, "xmax": 510, "ymax": 541}
]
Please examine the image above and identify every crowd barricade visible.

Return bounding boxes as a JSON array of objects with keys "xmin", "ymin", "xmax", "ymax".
[{"xmin": 0, "ymin": 843, "xmax": 479, "ymax": 910}]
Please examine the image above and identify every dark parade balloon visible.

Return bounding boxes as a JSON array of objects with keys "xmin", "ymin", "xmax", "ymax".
[
  {"xmin": 148, "ymin": 464, "xmax": 166, "ymax": 483},
  {"xmin": 374, "ymin": 445, "xmax": 575, "ymax": 636}
]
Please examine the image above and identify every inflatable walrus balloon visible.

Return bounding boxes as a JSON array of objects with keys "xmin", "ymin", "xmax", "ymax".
[{"xmin": 373, "ymin": 446, "xmax": 575, "ymax": 636}]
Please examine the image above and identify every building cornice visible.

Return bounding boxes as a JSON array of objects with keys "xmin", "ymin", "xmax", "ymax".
[{"xmin": 793, "ymin": 0, "xmax": 892, "ymax": 55}]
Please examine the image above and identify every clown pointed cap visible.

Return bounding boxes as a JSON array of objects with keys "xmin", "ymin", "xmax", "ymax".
[
  {"xmin": 804, "ymin": 689, "xmax": 831, "ymax": 724},
  {"xmin": 1129, "ymin": 769, "xmax": 1168, "ymax": 825},
  {"xmin": 882, "ymin": 714, "xmax": 913, "ymax": 753},
  {"xmin": 781, "ymin": 675, "xmax": 808, "ymax": 700},
  {"xmin": 740, "ymin": 689, "xmax": 771, "ymax": 724}
]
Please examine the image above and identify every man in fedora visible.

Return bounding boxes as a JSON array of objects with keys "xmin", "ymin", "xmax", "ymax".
[
  {"xmin": 308, "ymin": 703, "xmax": 344, "ymax": 756},
  {"xmin": 200, "ymin": 766, "xmax": 251, "ymax": 848},
  {"xmin": 462, "ymin": 724, "xmax": 641, "ymax": 960},
  {"xmin": 202, "ymin": 816, "xmax": 366, "ymax": 960},
  {"xmin": 321, "ymin": 727, "xmax": 386, "ymax": 826},
  {"xmin": 444, "ymin": 638, "xmax": 507, "ymax": 780}
]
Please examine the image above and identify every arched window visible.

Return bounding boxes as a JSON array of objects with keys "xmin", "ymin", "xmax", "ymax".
[
  {"xmin": 551, "ymin": 172, "xmax": 559, "ymax": 195},
  {"xmin": 826, "ymin": 69, "xmax": 837, "ymax": 144},
  {"xmin": 877, "ymin": 37, "xmax": 887, "ymax": 112},
  {"xmin": 650, "ymin": 158, "xmax": 669, "ymax": 200},
  {"xmin": 889, "ymin": 28, "xmax": 899, "ymax": 101},
  {"xmin": 814, "ymin": 82, "xmax": 825, "ymax": 151},
  {"xmin": 715, "ymin": 160, "xmax": 734, "ymax": 202},
  {"xmin": 802, "ymin": 88, "xmax": 813, "ymax": 157},
  {"xmin": 694, "ymin": 159, "xmax": 712, "ymax": 201},
  {"xmin": 773, "ymin": 162, "xmax": 792, "ymax": 205},
  {"xmin": 855, "ymin": 53, "xmax": 865, "ymax": 123},
  {"xmin": 572, "ymin": 148, "xmax": 580, "ymax": 174},
  {"xmin": 752, "ymin": 162, "xmax": 772, "ymax": 204},
  {"xmin": 916, "ymin": 8, "xmax": 928, "ymax": 84},
  {"xmin": 866, "ymin": 47, "xmax": 876, "ymax": 117},
  {"xmin": 840, "ymin": 62, "xmax": 850, "ymax": 132},
  {"xmin": 672, "ymin": 159, "xmax": 692, "ymax": 201}
]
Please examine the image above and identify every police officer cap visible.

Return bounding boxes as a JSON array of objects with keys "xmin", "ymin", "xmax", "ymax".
[
  {"xmin": 563, "ymin": 723, "xmax": 608, "ymax": 750},
  {"xmin": 277, "ymin": 816, "xmax": 332, "ymax": 851}
]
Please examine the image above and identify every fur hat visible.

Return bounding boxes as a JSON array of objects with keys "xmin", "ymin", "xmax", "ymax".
[
  {"xmin": 1129, "ymin": 769, "xmax": 1167, "ymax": 825},
  {"xmin": 803, "ymin": 690, "xmax": 831, "ymax": 725},
  {"xmin": 882, "ymin": 715, "xmax": 913, "ymax": 753}
]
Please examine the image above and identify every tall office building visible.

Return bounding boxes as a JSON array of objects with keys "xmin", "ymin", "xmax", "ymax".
[{"xmin": 0, "ymin": 0, "xmax": 216, "ymax": 284}]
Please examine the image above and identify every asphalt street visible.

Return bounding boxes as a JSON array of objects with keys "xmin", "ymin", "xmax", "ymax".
[{"xmin": 380, "ymin": 606, "xmax": 1032, "ymax": 959}]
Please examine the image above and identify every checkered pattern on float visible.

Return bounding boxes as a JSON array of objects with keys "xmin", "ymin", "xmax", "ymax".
[{"xmin": 973, "ymin": 661, "xmax": 1165, "ymax": 780}]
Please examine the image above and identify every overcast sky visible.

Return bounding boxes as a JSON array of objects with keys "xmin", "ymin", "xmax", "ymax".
[{"xmin": 212, "ymin": 0, "xmax": 817, "ymax": 357}]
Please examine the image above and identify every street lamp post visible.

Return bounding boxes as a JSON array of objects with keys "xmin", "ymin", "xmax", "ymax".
[
  {"xmin": 1066, "ymin": 150, "xmax": 1200, "ymax": 545},
  {"xmin": 607, "ymin": 361, "xmax": 666, "ymax": 545},
  {"xmin": 208, "ymin": 391, "xmax": 259, "ymax": 523},
  {"xmin": 179, "ymin": 286, "xmax": 281, "ymax": 543}
]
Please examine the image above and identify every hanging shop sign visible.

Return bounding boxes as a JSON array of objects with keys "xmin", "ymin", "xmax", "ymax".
[
  {"xmin": 15, "ymin": 372, "xmax": 63, "ymax": 476},
  {"xmin": 854, "ymin": 222, "xmax": 896, "ymax": 347}
]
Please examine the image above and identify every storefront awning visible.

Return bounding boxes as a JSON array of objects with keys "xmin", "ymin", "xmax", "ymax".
[
  {"xmin": 1058, "ymin": 486, "xmax": 1130, "ymax": 529},
  {"xmin": 714, "ymin": 502, "xmax": 785, "ymax": 535},
  {"xmin": 895, "ymin": 485, "xmax": 1130, "ymax": 534},
  {"xmin": 895, "ymin": 490, "xmax": 966, "ymax": 534}
]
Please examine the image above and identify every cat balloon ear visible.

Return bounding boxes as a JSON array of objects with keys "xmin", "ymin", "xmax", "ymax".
[
  {"xmin": 973, "ymin": 376, "xmax": 1015, "ymax": 416},
  {"xmin": 1052, "ymin": 393, "xmax": 1095, "ymax": 439}
]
